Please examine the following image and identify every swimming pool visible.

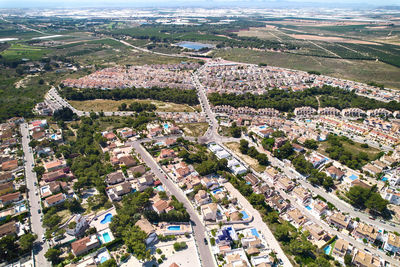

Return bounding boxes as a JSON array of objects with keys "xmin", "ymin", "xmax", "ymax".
[
  {"xmin": 259, "ymin": 125, "xmax": 266, "ymax": 129},
  {"xmin": 100, "ymin": 213, "xmax": 113, "ymax": 224},
  {"xmin": 323, "ymin": 245, "xmax": 331, "ymax": 255},
  {"xmin": 100, "ymin": 256, "xmax": 108, "ymax": 264},
  {"xmin": 167, "ymin": 225, "xmax": 181, "ymax": 231},
  {"xmin": 163, "ymin": 123, "xmax": 169, "ymax": 129},
  {"xmin": 305, "ymin": 119, "xmax": 311, "ymax": 123},
  {"xmin": 155, "ymin": 141, "xmax": 164, "ymax": 146},
  {"xmin": 382, "ymin": 177, "xmax": 388, "ymax": 182},
  {"xmin": 212, "ymin": 188, "xmax": 222, "ymax": 194},
  {"xmin": 240, "ymin": 211, "xmax": 249, "ymax": 220},
  {"xmin": 155, "ymin": 185, "xmax": 165, "ymax": 192},
  {"xmin": 251, "ymin": 228, "xmax": 259, "ymax": 237},
  {"xmin": 305, "ymin": 206, "xmax": 312, "ymax": 211},
  {"xmin": 102, "ymin": 232, "xmax": 111, "ymax": 243},
  {"xmin": 349, "ymin": 174, "xmax": 358, "ymax": 181}
]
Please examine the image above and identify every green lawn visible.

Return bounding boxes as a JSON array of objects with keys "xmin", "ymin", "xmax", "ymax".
[{"xmin": 1, "ymin": 43, "xmax": 48, "ymax": 60}]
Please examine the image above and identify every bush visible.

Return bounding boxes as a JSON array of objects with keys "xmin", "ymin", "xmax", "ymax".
[{"xmin": 173, "ymin": 241, "xmax": 187, "ymax": 251}]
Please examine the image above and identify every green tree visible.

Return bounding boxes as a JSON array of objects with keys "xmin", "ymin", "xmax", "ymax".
[
  {"xmin": 45, "ymin": 248, "xmax": 62, "ymax": 264},
  {"xmin": 19, "ymin": 233, "xmax": 37, "ymax": 252}
]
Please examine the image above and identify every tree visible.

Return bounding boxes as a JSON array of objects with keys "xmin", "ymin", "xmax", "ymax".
[
  {"xmin": 239, "ymin": 139, "xmax": 249, "ymax": 154},
  {"xmin": 173, "ymin": 241, "xmax": 187, "ymax": 251},
  {"xmin": 261, "ymin": 138, "xmax": 275, "ymax": 151},
  {"xmin": 0, "ymin": 235, "xmax": 18, "ymax": 261},
  {"xmin": 98, "ymin": 258, "xmax": 117, "ymax": 267},
  {"xmin": 19, "ymin": 233, "xmax": 37, "ymax": 252},
  {"xmin": 344, "ymin": 253, "xmax": 353, "ymax": 266},
  {"xmin": 45, "ymin": 248, "xmax": 62, "ymax": 264},
  {"xmin": 53, "ymin": 107, "xmax": 75, "ymax": 121},
  {"xmin": 365, "ymin": 192, "xmax": 388, "ymax": 213},
  {"xmin": 122, "ymin": 226, "xmax": 151, "ymax": 261},
  {"xmin": 304, "ymin": 139, "xmax": 318, "ymax": 150}
]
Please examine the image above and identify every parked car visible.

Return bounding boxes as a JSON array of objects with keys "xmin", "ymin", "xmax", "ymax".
[{"xmin": 204, "ymin": 238, "xmax": 208, "ymax": 245}]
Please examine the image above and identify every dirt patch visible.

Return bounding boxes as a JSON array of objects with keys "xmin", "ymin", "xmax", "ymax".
[
  {"xmin": 289, "ymin": 34, "xmax": 379, "ymax": 45},
  {"xmin": 224, "ymin": 142, "xmax": 266, "ymax": 173}
]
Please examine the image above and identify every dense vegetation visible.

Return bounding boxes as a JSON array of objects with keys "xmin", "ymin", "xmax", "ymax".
[
  {"xmin": 60, "ymin": 87, "xmax": 199, "ymax": 106},
  {"xmin": 239, "ymin": 139, "xmax": 269, "ymax": 166},
  {"xmin": 117, "ymin": 102, "xmax": 156, "ymax": 112},
  {"xmin": 346, "ymin": 185, "xmax": 389, "ymax": 214},
  {"xmin": 292, "ymin": 155, "xmax": 334, "ymax": 190},
  {"xmin": 0, "ymin": 233, "xmax": 37, "ymax": 263},
  {"xmin": 208, "ymin": 85, "xmax": 400, "ymax": 112}
]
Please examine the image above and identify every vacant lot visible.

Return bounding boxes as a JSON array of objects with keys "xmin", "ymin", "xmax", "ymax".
[
  {"xmin": 317, "ymin": 140, "xmax": 381, "ymax": 161},
  {"xmin": 177, "ymin": 123, "xmax": 209, "ymax": 138},
  {"xmin": 212, "ymin": 48, "xmax": 400, "ymax": 90},
  {"xmin": 224, "ymin": 142, "xmax": 266, "ymax": 173},
  {"xmin": 69, "ymin": 99, "xmax": 198, "ymax": 112}
]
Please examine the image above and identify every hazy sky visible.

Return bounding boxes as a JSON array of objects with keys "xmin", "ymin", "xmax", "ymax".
[{"xmin": 0, "ymin": 0, "xmax": 399, "ymax": 8}]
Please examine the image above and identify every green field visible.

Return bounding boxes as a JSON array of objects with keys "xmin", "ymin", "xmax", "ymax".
[{"xmin": 1, "ymin": 43, "xmax": 48, "ymax": 60}]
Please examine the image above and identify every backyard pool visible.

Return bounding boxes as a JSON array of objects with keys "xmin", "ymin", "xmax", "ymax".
[
  {"xmin": 167, "ymin": 225, "xmax": 181, "ymax": 231},
  {"xmin": 163, "ymin": 123, "xmax": 169, "ymax": 129},
  {"xmin": 240, "ymin": 211, "xmax": 249, "ymax": 220},
  {"xmin": 100, "ymin": 213, "xmax": 113, "ymax": 224},
  {"xmin": 100, "ymin": 256, "xmax": 108, "ymax": 264},
  {"xmin": 212, "ymin": 188, "xmax": 222, "ymax": 194},
  {"xmin": 382, "ymin": 177, "xmax": 388, "ymax": 182},
  {"xmin": 102, "ymin": 232, "xmax": 111, "ymax": 243},
  {"xmin": 251, "ymin": 228, "xmax": 259, "ymax": 237},
  {"xmin": 259, "ymin": 125, "xmax": 266, "ymax": 129},
  {"xmin": 155, "ymin": 185, "xmax": 165, "ymax": 192},
  {"xmin": 323, "ymin": 245, "xmax": 331, "ymax": 255},
  {"xmin": 349, "ymin": 174, "xmax": 358, "ymax": 181},
  {"xmin": 305, "ymin": 206, "xmax": 312, "ymax": 211}
]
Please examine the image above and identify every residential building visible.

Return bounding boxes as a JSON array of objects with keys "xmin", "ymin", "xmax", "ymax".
[
  {"xmin": 201, "ymin": 203, "xmax": 218, "ymax": 221},
  {"xmin": 44, "ymin": 193, "xmax": 66, "ymax": 207},
  {"xmin": 352, "ymin": 250, "xmax": 381, "ymax": 267},
  {"xmin": 71, "ymin": 235, "xmax": 100, "ymax": 256},
  {"xmin": 353, "ymin": 223, "xmax": 379, "ymax": 243},
  {"xmin": 383, "ymin": 233, "xmax": 400, "ymax": 254},
  {"xmin": 329, "ymin": 212, "xmax": 350, "ymax": 230},
  {"xmin": 135, "ymin": 218, "xmax": 158, "ymax": 245}
]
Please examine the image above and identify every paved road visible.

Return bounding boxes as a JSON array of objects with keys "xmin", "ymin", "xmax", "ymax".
[
  {"xmin": 20, "ymin": 123, "xmax": 50, "ymax": 267},
  {"xmin": 131, "ymin": 141, "xmax": 215, "ymax": 267},
  {"xmin": 224, "ymin": 183, "xmax": 293, "ymax": 267}
]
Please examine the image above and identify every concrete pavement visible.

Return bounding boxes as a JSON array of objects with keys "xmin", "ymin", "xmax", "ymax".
[{"xmin": 20, "ymin": 123, "xmax": 50, "ymax": 267}]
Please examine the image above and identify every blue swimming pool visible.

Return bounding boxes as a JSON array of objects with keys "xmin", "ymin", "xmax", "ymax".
[
  {"xmin": 251, "ymin": 228, "xmax": 259, "ymax": 237},
  {"xmin": 102, "ymin": 232, "xmax": 111, "ymax": 243},
  {"xmin": 382, "ymin": 177, "xmax": 388, "ymax": 182},
  {"xmin": 212, "ymin": 188, "xmax": 222, "ymax": 194},
  {"xmin": 305, "ymin": 206, "xmax": 312, "ymax": 211},
  {"xmin": 259, "ymin": 125, "xmax": 266, "ymax": 129},
  {"xmin": 240, "ymin": 211, "xmax": 249, "ymax": 220},
  {"xmin": 306, "ymin": 119, "xmax": 311, "ymax": 123},
  {"xmin": 323, "ymin": 245, "xmax": 331, "ymax": 255},
  {"xmin": 167, "ymin": 225, "xmax": 181, "ymax": 231},
  {"xmin": 349, "ymin": 174, "xmax": 358, "ymax": 181},
  {"xmin": 155, "ymin": 185, "xmax": 165, "ymax": 192},
  {"xmin": 100, "ymin": 256, "xmax": 108, "ymax": 263},
  {"xmin": 100, "ymin": 213, "xmax": 113, "ymax": 224},
  {"xmin": 163, "ymin": 124, "xmax": 169, "ymax": 129}
]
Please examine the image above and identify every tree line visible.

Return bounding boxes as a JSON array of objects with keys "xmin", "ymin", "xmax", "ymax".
[{"xmin": 60, "ymin": 86, "xmax": 199, "ymax": 106}]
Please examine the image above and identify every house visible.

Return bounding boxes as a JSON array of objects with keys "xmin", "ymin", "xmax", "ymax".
[
  {"xmin": 32, "ymin": 131, "xmax": 45, "ymax": 140},
  {"xmin": 292, "ymin": 143, "xmax": 305, "ymax": 153},
  {"xmin": 325, "ymin": 166, "xmax": 345, "ymax": 180},
  {"xmin": 276, "ymin": 176, "xmax": 294, "ymax": 191},
  {"xmin": 44, "ymin": 193, "xmax": 66, "ymax": 207},
  {"xmin": 311, "ymin": 200, "xmax": 328, "ymax": 216},
  {"xmin": 1, "ymin": 159, "xmax": 18, "ymax": 171},
  {"xmin": 66, "ymin": 214, "xmax": 89, "ymax": 237},
  {"xmin": 225, "ymin": 248, "xmax": 251, "ymax": 267},
  {"xmin": 42, "ymin": 169, "xmax": 67, "ymax": 183},
  {"xmin": 135, "ymin": 218, "xmax": 158, "ymax": 245},
  {"xmin": 0, "ymin": 182, "xmax": 14, "ymax": 196},
  {"xmin": 268, "ymin": 195, "xmax": 290, "ymax": 213},
  {"xmin": 383, "ymin": 188, "xmax": 400, "ymax": 205},
  {"xmin": 152, "ymin": 199, "xmax": 171, "ymax": 214},
  {"xmin": 329, "ymin": 212, "xmax": 350, "ymax": 230},
  {"xmin": 383, "ymin": 233, "xmax": 400, "ymax": 254},
  {"xmin": 129, "ymin": 165, "xmax": 146, "ymax": 176},
  {"xmin": 71, "ymin": 235, "xmax": 100, "ymax": 256},
  {"xmin": 352, "ymin": 223, "xmax": 379, "ymax": 243},
  {"xmin": 0, "ymin": 172, "xmax": 14, "ymax": 184},
  {"xmin": 286, "ymin": 208, "xmax": 308, "ymax": 227},
  {"xmin": 165, "ymin": 138, "xmax": 177, "ymax": 147},
  {"xmin": 119, "ymin": 155, "xmax": 137, "ymax": 167},
  {"xmin": 194, "ymin": 190, "xmax": 211, "ymax": 206},
  {"xmin": 292, "ymin": 186, "xmax": 311, "ymax": 204},
  {"xmin": 103, "ymin": 132, "xmax": 117, "ymax": 141},
  {"xmin": 352, "ymin": 250, "xmax": 381, "ymax": 267},
  {"xmin": 160, "ymin": 149, "xmax": 175, "ymax": 159},
  {"xmin": 244, "ymin": 173, "xmax": 259, "ymax": 186},
  {"xmin": 351, "ymin": 179, "xmax": 371, "ymax": 190},
  {"xmin": 0, "ymin": 192, "xmax": 21, "ymax": 205},
  {"xmin": 201, "ymin": 203, "xmax": 218, "ymax": 221},
  {"xmin": 44, "ymin": 159, "xmax": 67, "ymax": 172},
  {"xmin": 0, "ymin": 221, "xmax": 16, "ymax": 237},
  {"xmin": 362, "ymin": 164, "xmax": 381, "ymax": 177},
  {"xmin": 304, "ymin": 224, "xmax": 330, "ymax": 241},
  {"xmin": 256, "ymin": 128, "xmax": 274, "ymax": 138},
  {"xmin": 332, "ymin": 239, "xmax": 351, "ymax": 259},
  {"xmin": 106, "ymin": 171, "xmax": 125, "ymax": 185}
]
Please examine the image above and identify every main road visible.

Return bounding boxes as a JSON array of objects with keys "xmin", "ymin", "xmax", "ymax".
[
  {"xmin": 20, "ymin": 123, "xmax": 50, "ymax": 267},
  {"xmin": 131, "ymin": 141, "xmax": 215, "ymax": 267}
]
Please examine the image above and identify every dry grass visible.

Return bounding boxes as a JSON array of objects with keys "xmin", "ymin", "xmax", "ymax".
[
  {"xmin": 224, "ymin": 142, "xmax": 266, "ymax": 173},
  {"xmin": 69, "ymin": 99, "xmax": 198, "ymax": 112},
  {"xmin": 177, "ymin": 123, "xmax": 209, "ymax": 137}
]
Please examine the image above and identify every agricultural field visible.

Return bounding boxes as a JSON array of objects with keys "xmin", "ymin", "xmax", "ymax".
[
  {"xmin": 0, "ymin": 43, "xmax": 48, "ymax": 60},
  {"xmin": 69, "ymin": 99, "xmax": 199, "ymax": 113}
]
